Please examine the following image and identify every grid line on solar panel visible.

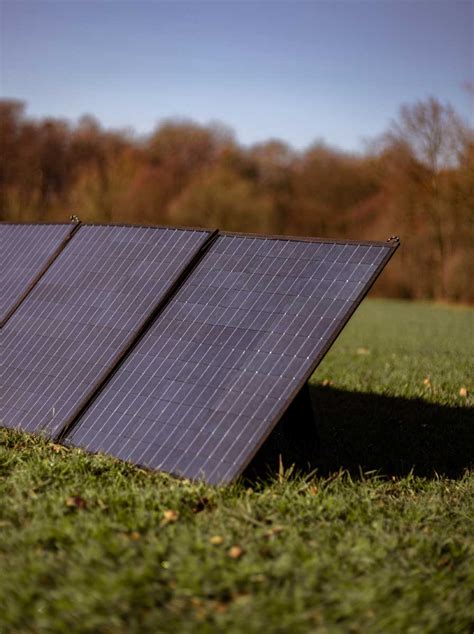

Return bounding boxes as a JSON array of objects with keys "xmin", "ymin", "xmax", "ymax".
[
  {"xmin": 66, "ymin": 233, "xmax": 397, "ymax": 484},
  {"xmin": 0, "ymin": 223, "xmax": 77, "ymax": 327},
  {"xmin": 0, "ymin": 224, "xmax": 213, "ymax": 437}
]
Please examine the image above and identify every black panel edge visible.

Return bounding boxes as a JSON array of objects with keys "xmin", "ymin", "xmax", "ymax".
[
  {"xmin": 0, "ymin": 222, "xmax": 212, "ymax": 234},
  {"xmin": 0, "ymin": 222, "xmax": 80, "ymax": 226},
  {"xmin": 227, "ymin": 238, "xmax": 401, "ymax": 483},
  {"xmin": 69, "ymin": 222, "xmax": 213, "ymax": 233},
  {"xmin": 220, "ymin": 231, "xmax": 401, "ymax": 248},
  {"xmin": 0, "ymin": 222, "xmax": 82, "ymax": 328},
  {"xmin": 56, "ymin": 228, "xmax": 219, "ymax": 442}
]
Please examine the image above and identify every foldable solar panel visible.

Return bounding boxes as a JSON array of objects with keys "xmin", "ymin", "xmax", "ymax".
[
  {"xmin": 65, "ymin": 233, "xmax": 398, "ymax": 484},
  {"xmin": 0, "ymin": 224, "xmax": 213, "ymax": 437},
  {"xmin": 0, "ymin": 223, "xmax": 77, "ymax": 327}
]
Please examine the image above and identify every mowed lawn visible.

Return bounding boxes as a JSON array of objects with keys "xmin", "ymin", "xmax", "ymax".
[{"xmin": 0, "ymin": 299, "xmax": 472, "ymax": 633}]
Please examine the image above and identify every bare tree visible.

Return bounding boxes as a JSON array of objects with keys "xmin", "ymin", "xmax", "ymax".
[
  {"xmin": 389, "ymin": 97, "xmax": 469, "ymax": 297},
  {"xmin": 392, "ymin": 97, "xmax": 467, "ymax": 172}
]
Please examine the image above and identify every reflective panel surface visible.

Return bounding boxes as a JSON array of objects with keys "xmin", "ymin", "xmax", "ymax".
[
  {"xmin": 67, "ymin": 234, "xmax": 396, "ymax": 484},
  {"xmin": 1, "ymin": 225, "xmax": 211, "ymax": 436},
  {"xmin": 0, "ymin": 223, "xmax": 75, "ymax": 326}
]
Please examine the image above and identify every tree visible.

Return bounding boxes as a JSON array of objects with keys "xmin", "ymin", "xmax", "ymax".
[
  {"xmin": 147, "ymin": 120, "xmax": 233, "ymax": 189},
  {"xmin": 387, "ymin": 97, "xmax": 469, "ymax": 297},
  {"xmin": 250, "ymin": 140, "xmax": 295, "ymax": 234},
  {"xmin": 168, "ymin": 165, "xmax": 276, "ymax": 233},
  {"xmin": 293, "ymin": 143, "xmax": 378, "ymax": 237},
  {"xmin": 392, "ymin": 97, "xmax": 466, "ymax": 172}
]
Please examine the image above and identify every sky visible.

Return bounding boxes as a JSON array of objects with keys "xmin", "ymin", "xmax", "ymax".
[{"xmin": 1, "ymin": 0, "xmax": 473, "ymax": 151}]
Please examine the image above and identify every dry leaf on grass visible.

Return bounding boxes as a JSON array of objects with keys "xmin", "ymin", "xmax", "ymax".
[
  {"xmin": 161, "ymin": 509, "xmax": 179, "ymax": 525},
  {"xmin": 232, "ymin": 592, "xmax": 251, "ymax": 605},
  {"xmin": 65, "ymin": 496, "xmax": 87, "ymax": 509},
  {"xmin": 209, "ymin": 535, "xmax": 224, "ymax": 545},
  {"xmin": 228, "ymin": 545, "xmax": 244, "ymax": 559}
]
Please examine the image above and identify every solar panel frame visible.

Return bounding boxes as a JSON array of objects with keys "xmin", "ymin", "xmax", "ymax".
[
  {"xmin": 1, "ymin": 223, "xmax": 217, "ymax": 439},
  {"xmin": 215, "ymin": 232, "xmax": 400, "ymax": 477},
  {"xmin": 64, "ymin": 231, "xmax": 399, "ymax": 484},
  {"xmin": 0, "ymin": 222, "xmax": 79, "ymax": 327},
  {"xmin": 220, "ymin": 231, "xmax": 399, "ymax": 247},
  {"xmin": 189, "ymin": 233, "xmax": 400, "ymax": 480}
]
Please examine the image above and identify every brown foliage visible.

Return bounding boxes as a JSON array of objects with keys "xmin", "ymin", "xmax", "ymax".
[{"xmin": 1, "ymin": 98, "xmax": 472, "ymax": 302}]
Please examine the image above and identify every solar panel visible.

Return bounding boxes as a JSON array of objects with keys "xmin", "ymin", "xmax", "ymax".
[
  {"xmin": 0, "ymin": 224, "xmax": 213, "ymax": 437},
  {"xmin": 0, "ymin": 223, "xmax": 77, "ymax": 327},
  {"xmin": 65, "ymin": 233, "xmax": 398, "ymax": 484}
]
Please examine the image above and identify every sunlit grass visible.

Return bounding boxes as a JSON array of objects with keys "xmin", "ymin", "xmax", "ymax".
[{"xmin": 0, "ymin": 299, "xmax": 473, "ymax": 633}]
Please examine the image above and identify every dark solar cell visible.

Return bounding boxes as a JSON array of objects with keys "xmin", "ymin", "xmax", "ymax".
[
  {"xmin": 0, "ymin": 225, "xmax": 212, "ymax": 437},
  {"xmin": 0, "ymin": 223, "xmax": 76, "ymax": 326},
  {"xmin": 66, "ymin": 234, "xmax": 397, "ymax": 484}
]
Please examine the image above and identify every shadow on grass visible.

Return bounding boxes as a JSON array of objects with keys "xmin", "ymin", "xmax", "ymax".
[{"xmin": 245, "ymin": 385, "xmax": 473, "ymax": 481}]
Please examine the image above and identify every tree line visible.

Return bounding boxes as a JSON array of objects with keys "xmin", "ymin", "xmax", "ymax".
[{"xmin": 1, "ymin": 97, "xmax": 472, "ymax": 302}]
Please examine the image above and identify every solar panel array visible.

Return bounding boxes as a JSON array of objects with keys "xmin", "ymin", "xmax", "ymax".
[
  {"xmin": 0, "ymin": 225, "xmax": 212, "ymax": 438},
  {"xmin": 66, "ymin": 234, "xmax": 397, "ymax": 484},
  {"xmin": 0, "ymin": 223, "xmax": 76, "ymax": 327}
]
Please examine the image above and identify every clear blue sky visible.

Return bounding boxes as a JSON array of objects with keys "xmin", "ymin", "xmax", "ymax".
[{"xmin": 1, "ymin": 0, "xmax": 472, "ymax": 151}]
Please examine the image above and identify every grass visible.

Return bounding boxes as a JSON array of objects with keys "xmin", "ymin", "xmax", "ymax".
[
  {"xmin": 316, "ymin": 298, "xmax": 473, "ymax": 406},
  {"xmin": 0, "ymin": 299, "xmax": 473, "ymax": 633}
]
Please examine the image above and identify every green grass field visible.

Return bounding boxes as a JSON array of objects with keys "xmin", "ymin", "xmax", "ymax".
[{"xmin": 0, "ymin": 299, "xmax": 473, "ymax": 633}]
